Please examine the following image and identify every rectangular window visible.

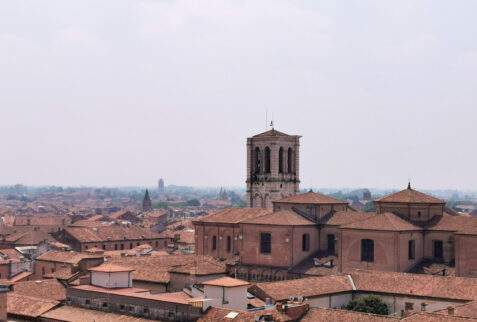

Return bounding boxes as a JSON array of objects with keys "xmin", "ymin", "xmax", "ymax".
[
  {"xmin": 302, "ymin": 234, "xmax": 310, "ymax": 251},
  {"xmin": 434, "ymin": 240, "xmax": 443, "ymax": 259},
  {"xmin": 408, "ymin": 240, "xmax": 415, "ymax": 260},
  {"xmin": 226, "ymin": 236, "xmax": 231, "ymax": 252},
  {"xmin": 212, "ymin": 236, "xmax": 217, "ymax": 250},
  {"xmin": 327, "ymin": 234, "xmax": 335, "ymax": 253},
  {"xmin": 361, "ymin": 239, "xmax": 374, "ymax": 262},
  {"xmin": 260, "ymin": 233, "xmax": 271, "ymax": 254}
]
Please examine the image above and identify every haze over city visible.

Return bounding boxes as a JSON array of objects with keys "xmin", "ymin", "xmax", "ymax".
[{"xmin": 2, "ymin": 0, "xmax": 477, "ymax": 189}]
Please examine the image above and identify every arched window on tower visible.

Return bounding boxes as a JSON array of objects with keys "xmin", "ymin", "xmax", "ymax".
[
  {"xmin": 254, "ymin": 147, "xmax": 262, "ymax": 174},
  {"xmin": 279, "ymin": 147, "xmax": 284, "ymax": 173},
  {"xmin": 287, "ymin": 148, "xmax": 294, "ymax": 173},
  {"xmin": 264, "ymin": 147, "xmax": 271, "ymax": 174}
]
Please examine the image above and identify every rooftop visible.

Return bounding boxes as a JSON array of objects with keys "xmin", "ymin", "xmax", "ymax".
[
  {"xmin": 36, "ymin": 250, "xmax": 103, "ymax": 265},
  {"xmin": 89, "ymin": 263, "xmax": 135, "ymax": 273},
  {"xmin": 301, "ymin": 307, "xmax": 397, "ymax": 322},
  {"xmin": 340, "ymin": 212, "xmax": 421, "ymax": 231},
  {"xmin": 374, "ymin": 187, "xmax": 445, "ymax": 204},
  {"xmin": 64, "ymin": 225, "xmax": 161, "ymax": 243},
  {"xmin": 252, "ymin": 129, "xmax": 292, "ymax": 138},
  {"xmin": 13, "ymin": 278, "xmax": 66, "ymax": 301},
  {"xmin": 193, "ymin": 207, "xmax": 272, "ymax": 224},
  {"xmin": 40, "ymin": 305, "xmax": 158, "ymax": 321},
  {"xmin": 202, "ymin": 277, "xmax": 250, "ymax": 288},
  {"xmin": 241, "ymin": 210, "xmax": 315, "ymax": 226},
  {"xmin": 274, "ymin": 191, "xmax": 348, "ymax": 205},
  {"xmin": 8, "ymin": 293, "xmax": 59, "ymax": 318}
]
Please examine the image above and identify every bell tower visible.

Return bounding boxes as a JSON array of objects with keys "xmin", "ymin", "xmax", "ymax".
[{"xmin": 246, "ymin": 128, "xmax": 301, "ymax": 209}]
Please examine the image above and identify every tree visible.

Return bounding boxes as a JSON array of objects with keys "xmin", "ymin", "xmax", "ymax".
[
  {"xmin": 362, "ymin": 201, "xmax": 376, "ymax": 213},
  {"xmin": 342, "ymin": 295, "xmax": 389, "ymax": 315},
  {"xmin": 186, "ymin": 199, "xmax": 200, "ymax": 207}
]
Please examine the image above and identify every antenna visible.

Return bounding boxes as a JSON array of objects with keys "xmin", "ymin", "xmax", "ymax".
[
  {"xmin": 271, "ymin": 110, "xmax": 274, "ymax": 129},
  {"xmin": 266, "ymin": 110, "xmax": 268, "ymax": 131}
]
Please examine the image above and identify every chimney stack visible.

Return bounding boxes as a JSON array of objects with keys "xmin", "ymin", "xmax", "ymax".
[{"xmin": 0, "ymin": 282, "xmax": 13, "ymax": 322}]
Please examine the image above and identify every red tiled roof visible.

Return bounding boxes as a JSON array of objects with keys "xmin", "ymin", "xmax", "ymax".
[
  {"xmin": 241, "ymin": 210, "xmax": 315, "ymax": 226},
  {"xmin": 253, "ymin": 129, "xmax": 291, "ymax": 138},
  {"xmin": 197, "ymin": 307, "xmax": 295, "ymax": 322},
  {"xmin": 350, "ymin": 270, "xmax": 477, "ymax": 301},
  {"xmin": 168, "ymin": 259, "xmax": 226, "ymax": 276},
  {"xmin": 340, "ymin": 213, "xmax": 421, "ymax": 231},
  {"xmin": 5, "ymin": 230, "xmax": 55, "ymax": 245},
  {"xmin": 301, "ymin": 307, "xmax": 397, "ymax": 321},
  {"xmin": 40, "ymin": 305, "xmax": 157, "ymax": 321},
  {"xmin": 250, "ymin": 275, "xmax": 353, "ymax": 301},
  {"xmin": 9, "ymin": 271, "xmax": 33, "ymax": 283},
  {"xmin": 13, "ymin": 279, "xmax": 66, "ymax": 301},
  {"xmin": 434, "ymin": 301, "xmax": 477, "ymax": 319},
  {"xmin": 428, "ymin": 215, "xmax": 477, "ymax": 232},
  {"xmin": 401, "ymin": 312, "xmax": 474, "ymax": 321},
  {"xmin": 374, "ymin": 188, "xmax": 444, "ymax": 204},
  {"xmin": 274, "ymin": 191, "xmax": 347, "ymax": 205},
  {"xmin": 64, "ymin": 225, "xmax": 161, "ymax": 242},
  {"xmin": 320, "ymin": 211, "xmax": 377, "ymax": 226},
  {"xmin": 36, "ymin": 250, "xmax": 103, "ymax": 265},
  {"xmin": 8, "ymin": 293, "xmax": 59, "ymax": 318},
  {"xmin": 202, "ymin": 277, "xmax": 250, "ymax": 288},
  {"xmin": 193, "ymin": 208, "xmax": 272, "ymax": 224},
  {"xmin": 89, "ymin": 263, "xmax": 135, "ymax": 273}
]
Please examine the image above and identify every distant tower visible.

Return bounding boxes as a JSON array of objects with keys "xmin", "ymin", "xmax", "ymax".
[
  {"xmin": 363, "ymin": 189, "xmax": 371, "ymax": 200},
  {"xmin": 142, "ymin": 189, "xmax": 152, "ymax": 212},
  {"xmin": 246, "ymin": 128, "xmax": 301, "ymax": 209},
  {"xmin": 158, "ymin": 179, "xmax": 165, "ymax": 197}
]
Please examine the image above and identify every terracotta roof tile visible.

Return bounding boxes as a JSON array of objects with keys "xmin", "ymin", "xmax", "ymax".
[
  {"xmin": 374, "ymin": 188, "xmax": 444, "ymax": 204},
  {"xmin": 9, "ymin": 271, "xmax": 33, "ymax": 282},
  {"xmin": 8, "ymin": 293, "xmax": 59, "ymax": 318},
  {"xmin": 301, "ymin": 307, "xmax": 397, "ymax": 321},
  {"xmin": 89, "ymin": 263, "xmax": 135, "ymax": 273},
  {"xmin": 401, "ymin": 312, "xmax": 475, "ymax": 321},
  {"xmin": 250, "ymin": 275, "xmax": 353, "ymax": 301},
  {"xmin": 197, "ymin": 306, "xmax": 294, "ymax": 322},
  {"xmin": 5, "ymin": 230, "xmax": 55, "ymax": 245},
  {"xmin": 434, "ymin": 301, "xmax": 477, "ymax": 319},
  {"xmin": 202, "ymin": 277, "xmax": 250, "ymax": 287},
  {"xmin": 36, "ymin": 250, "xmax": 103, "ymax": 265},
  {"xmin": 253, "ymin": 129, "xmax": 291, "ymax": 138},
  {"xmin": 13, "ymin": 278, "xmax": 66, "ymax": 301},
  {"xmin": 340, "ymin": 213, "xmax": 421, "ymax": 231},
  {"xmin": 168, "ymin": 259, "xmax": 226, "ymax": 276},
  {"xmin": 350, "ymin": 270, "xmax": 477, "ymax": 301},
  {"xmin": 274, "ymin": 191, "xmax": 347, "ymax": 205},
  {"xmin": 320, "ymin": 211, "xmax": 377, "ymax": 226},
  {"xmin": 64, "ymin": 225, "xmax": 161, "ymax": 242},
  {"xmin": 40, "ymin": 305, "xmax": 157, "ymax": 321},
  {"xmin": 193, "ymin": 208, "xmax": 272, "ymax": 224},
  {"xmin": 241, "ymin": 210, "xmax": 315, "ymax": 226},
  {"xmin": 428, "ymin": 215, "xmax": 477, "ymax": 232}
]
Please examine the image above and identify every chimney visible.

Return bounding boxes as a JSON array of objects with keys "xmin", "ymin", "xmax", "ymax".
[
  {"xmin": 421, "ymin": 303, "xmax": 427, "ymax": 312},
  {"xmin": 0, "ymin": 283, "xmax": 13, "ymax": 322},
  {"xmin": 447, "ymin": 306, "xmax": 455, "ymax": 316}
]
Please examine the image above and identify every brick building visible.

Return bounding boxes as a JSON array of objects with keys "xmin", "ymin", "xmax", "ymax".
[
  {"xmin": 54, "ymin": 225, "xmax": 171, "ymax": 252},
  {"xmin": 34, "ymin": 250, "xmax": 104, "ymax": 279},
  {"xmin": 246, "ymin": 129, "xmax": 301, "ymax": 209}
]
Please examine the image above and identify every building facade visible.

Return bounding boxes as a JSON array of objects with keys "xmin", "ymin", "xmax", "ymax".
[{"xmin": 246, "ymin": 129, "xmax": 301, "ymax": 209}]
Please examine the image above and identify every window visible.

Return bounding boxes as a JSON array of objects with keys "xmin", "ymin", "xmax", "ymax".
[
  {"xmin": 102, "ymin": 245, "xmax": 106, "ymax": 250},
  {"xmin": 156, "ymin": 241, "xmax": 159, "ymax": 247},
  {"xmin": 434, "ymin": 240, "xmax": 443, "ymax": 259},
  {"xmin": 327, "ymin": 234, "xmax": 335, "ymax": 253},
  {"xmin": 226, "ymin": 236, "xmax": 231, "ymax": 252},
  {"xmin": 417, "ymin": 211, "xmax": 422, "ymax": 217},
  {"xmin": 361, "ymin": 239, "xmax": 374, "ymax": 262},
  {"xmin": 120, "ymin": 244, "xmax": 124, "ymax": 250},
  {"xmin": 102, "ymin": 302, "xmax": 108, "ymax": 308},
  {"xmin": 254, "ymin": 147, "xmax": 262, "ymax": 174},
  {"xmin": 120, "ymin": 305, "xmax": 125, "ymax": 310},
  {"xmin": 287, "ymin": 148, "xmax": 293, "ymax": 173},
  {"xmin": 260, "ymin": 233, "xmax": 271, "ymax": 254},
  {"xmin": 144, "ymin": 308, "xmax": 149, "ymax": 314},
  {"xmin": 408, "ymin": 240, "xmax": 415, "ymax": 260},
  {"xmin": 264, "ymin": 147, "xmax": 271, "ymax": 174},
  {"xmin": 114, "ymin": 244, "xmax": 118, "ymax": 250},
  {"xmin": 212, "ymin": 236, "xmax": 217, "ymax": 251},
  {"xmin": 51, "ymin": 268, "xmax": 55, "ymax": 273},
  {"xmin": 85, "ymin": 245, "xmax": 88, "ymax": 250},
  {"xmin": 42, "ymin": 267, "xmax": 45, "ymax": 276},
  {"xmin": 279, "ymin": 147, "xmax": 284, "ymax": 173},
  {"xmin": 85, "ymin": 300, "xmax": 90, "ymax": 305},
  {"xmin": 130, "ymin": 243, "xmax": 133, "ymax": 249},
  {"xmin": 302, "ymin": 234, "xmax": 310, "ymax": 251},
  {"xmin": 164, "ymin": 241, "xmax": 167, "ymax": 247}
]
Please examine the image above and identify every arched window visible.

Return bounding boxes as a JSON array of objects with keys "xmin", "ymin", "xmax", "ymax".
[
  {"xmin": 264, "ymin": 147, "xmax": 271, "ymax": 173},
  {"xmin": 254, "ymin": 147, "xmax": 262, "ymax": 174},
  {"xmin": 129, "ymin": 243, "xmax": 133, "ymax": 249},
  {"xmin": 361, "ymin": 239, "xmax": 374, "ymax": 262},
  {"xmin": 226, "ymin": 236, "xmax": 231, "ymax": 252},
  {"xmin": 279, "ymin": 147, "xmax": 284, "ymax": 173},
  {"xmin": 302, "ymin": 233, "xmax": 310, "ymax": 251},
  {"xmin": 212, "ymin": 236, "xmax": 217, "ymax": 251},
  {"xmin": 287, "ymin": 148, "xmax": 294, "ymax": 173}
]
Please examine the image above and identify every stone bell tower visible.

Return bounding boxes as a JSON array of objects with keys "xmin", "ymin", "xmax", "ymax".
[{"xmin": 246, "ymin": 128, "xmax": 301, "ymax": 209}]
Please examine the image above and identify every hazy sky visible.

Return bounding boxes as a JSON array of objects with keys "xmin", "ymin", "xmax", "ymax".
[{"xmin": 1, "ymin": 1, "xmax": 476, "ymax": 190}]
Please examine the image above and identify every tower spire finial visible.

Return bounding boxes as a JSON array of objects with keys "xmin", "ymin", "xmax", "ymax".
[{"xmin": 407, "ymin": 180, "xmax": 411, "ymax": 190}]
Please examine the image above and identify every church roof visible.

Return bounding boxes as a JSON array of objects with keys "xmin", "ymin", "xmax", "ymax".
[
  {"xmin": 340, "ymin": 212, "xmax": 421, "ymax": 231},
  {"xmin": 253, "ymin": 129, "xmax": 291, "ymax": 138},
  {"xmin": 319, "ymin": 211, "xmax": 377, "ymax": 226},
  {"xmin": 274, "ymin": 191, "xmax": 348, "ymax": 205},
  {"xmin": 193, "ymin": 208, "xmax": 272, "ymax": 224},
  {"xmin": 374, "ymin": 187, "xmax": 444, "ymax": 204},
  {"xmin": 241, "ymin": 210, "xmax": 316, "ymax": 226}
]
